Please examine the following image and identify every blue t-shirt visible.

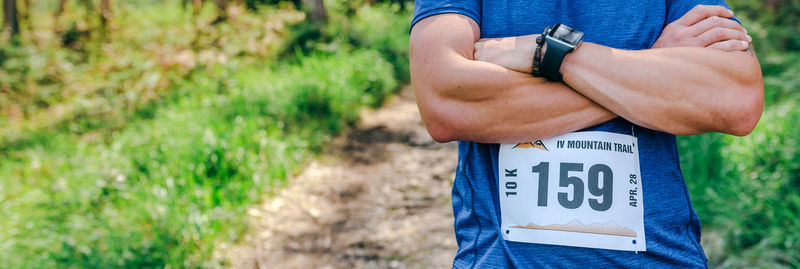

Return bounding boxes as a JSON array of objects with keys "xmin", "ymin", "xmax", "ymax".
[{"xmin": 411, "ymin": 0, "xmax": 735, "ymax": 268}]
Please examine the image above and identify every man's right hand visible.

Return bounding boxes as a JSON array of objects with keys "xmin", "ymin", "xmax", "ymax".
[{"xmin": 652, "ymin": 5, "xmax": 751, "ymax": 51}]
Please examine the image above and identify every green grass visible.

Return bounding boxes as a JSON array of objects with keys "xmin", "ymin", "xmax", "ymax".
[
  {"xmin": 0, "ymin": 1, "xmax": 410, "ymax": 267},
  {"xmin": 0, "ymin": 49, "xmax": 398, "ymax": 268}
]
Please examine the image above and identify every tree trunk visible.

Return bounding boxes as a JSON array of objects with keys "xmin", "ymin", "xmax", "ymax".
[
  {"xmin": 2, "ymin": 0, "xmax": 19, "ymax": 35},
  {"xmin": 54, "ymin": 0, "xmax": 67, "ymax": 33},
  {"xmin": 100, "ymin": 0, "xmax": 113, "ymax": 29},
  {"xmin": 213, "ymin": 0, "xmax": 227, "ymax": 23},
  {"xmin": 193, "ymin": 0, "xmax": 202, "ymax": 17},
  {"xmin": 57, "ymin": 0, "xmax": 67, "ymax": 15},
  {"xmin": 302, "ymin": 0, "xmax": 326, "ymax": 24}
]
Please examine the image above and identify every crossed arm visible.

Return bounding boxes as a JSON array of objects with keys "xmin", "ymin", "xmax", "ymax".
[{"xmin": 410, "ymin": 6, "xmax": 764, "ymax": 144}]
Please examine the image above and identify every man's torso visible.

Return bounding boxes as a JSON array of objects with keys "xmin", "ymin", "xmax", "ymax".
[{"xmin": 411, "ymin": 0, "xmax": 731, "ymax": 267}]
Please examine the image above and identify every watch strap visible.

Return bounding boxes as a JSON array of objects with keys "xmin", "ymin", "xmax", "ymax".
[{"xmin": 541, "ymin": 38, "xmax": 574, "ymax": 81}]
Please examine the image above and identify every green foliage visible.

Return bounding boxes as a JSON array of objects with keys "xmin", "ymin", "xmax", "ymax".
[
  {"xmin": 0, "ymin": 2, "xmax": 300, "ymax": 151},
  {"xmin": 280, "ymin": 2, "xmax": 412, "ymax": 84},
  {"xmin": 0, "ymin": 1, "xmax": 405, "ymax": 268},
  {"xmin": 0, "ymin": 50, "xmax": 397, "ymax": 268},
  {"xmin": 680, "ymin": 2, "xmax": 800, "ymax": 268},
  {"xmin": 349, "ymin": 4, "xmax": 412, "ymax": 82},
  {"xmin": 245, "ymin": 0, "xmax": 301, "ymax": 11},
  {"xmin": 726, "ymin": 0, "xmax": 800, "ymax": 53},
  {"xmin": 682, "ymin": 102, "xmax": 800, "ymax": 268}
]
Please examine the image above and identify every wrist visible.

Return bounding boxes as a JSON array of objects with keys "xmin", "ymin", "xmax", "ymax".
[
  {"xmin": 523, "ymin": 35, "xmax": 540, "ymax": 73},
  {"xmin": 560, "ymin": 43, "xmax": 579, "ymax": 81},
  {"xmin": 535, "ymin": 24, "xmax": 584, "ymax": 81},
  {"xmin": 473, "ymin": 35, "xmax": 540, "ymax": 73},
  {"xmin": 560, "ymin": 42, "xmax": 596, "ymax": 86},
  {"xmin": 515, "ymin": 35, "xmax": 540, "ymax": 73}
]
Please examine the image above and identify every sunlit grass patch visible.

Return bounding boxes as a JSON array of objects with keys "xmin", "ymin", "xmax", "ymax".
[{"xmin": 0, "ymin": 49, "xmax": 397, "ymax": 267}]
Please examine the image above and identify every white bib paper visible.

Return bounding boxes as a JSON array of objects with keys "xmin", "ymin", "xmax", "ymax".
[{"xmin": 499, "ymin": 131, "xmax": 646, "ymax": 252}]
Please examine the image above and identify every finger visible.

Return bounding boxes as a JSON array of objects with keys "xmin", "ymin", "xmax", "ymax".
[
  {"xmin": 694, "ymin": 27, "xmax": 750, "ymax": 47},
  {"xmin": 675, "ymin": 5, "xmax": 734, "ymax": 26},
  {"xmin": 685, "ymin": 15, "xmax": 746, "ymax": 37},
  {"xmin": 707, "ymin": 40, "xmax": 750, "ymax": 52}
]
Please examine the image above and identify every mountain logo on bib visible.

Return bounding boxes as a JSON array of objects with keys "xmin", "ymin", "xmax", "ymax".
[
  {"xmin": 512, "ymin": 220, "xmax": 637, "ymax": 237},
  {"xmin": 513, "ymin": 140, "xmax": 549, "ymax": 151}
]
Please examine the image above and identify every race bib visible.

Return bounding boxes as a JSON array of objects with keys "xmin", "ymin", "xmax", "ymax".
[{"xmin": 499, "ymin": 131, "xmax": 646, "ymax": 252}]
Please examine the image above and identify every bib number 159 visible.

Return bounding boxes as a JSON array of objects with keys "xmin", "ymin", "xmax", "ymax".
[{"xmin": 504, "ymin": 162, "xmax": 615, "ymax": 212}]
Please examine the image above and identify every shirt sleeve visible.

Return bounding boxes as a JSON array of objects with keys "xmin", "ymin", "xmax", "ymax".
[
  {"xmin": 666, "ymin": 0, "xmax": 740, "ymax": 25},
  {"xmin": 411, "ymin": 0, "xmax": 481, "ymax": 31}
]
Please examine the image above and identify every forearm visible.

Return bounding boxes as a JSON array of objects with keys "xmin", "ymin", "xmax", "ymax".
[
  {"xmin": 410, "ymin": 14, "xmax": 615, "ymax": 143},
  {"xmin": 412, "ymin": 57, "xmax": 615, "ymax": 143},
  {"xmin": 562, "ymin": 43, "xmax": 763, "ymax": 135}
]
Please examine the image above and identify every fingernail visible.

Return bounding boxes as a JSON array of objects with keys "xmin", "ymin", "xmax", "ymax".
[
  {"xmin": 728, "ymin": 9, "xmax": 734, "ymax": 16},
  {"xmin": 744, "ymin": 28, "xmax": 748, "ymax": 34},
  {"xmin": 741, "ymin": 41, "xmax": 749, "ymax": 47},
  {"xmin": 746, "ymin": 35, "xmax": 752, "ymax": 42}
]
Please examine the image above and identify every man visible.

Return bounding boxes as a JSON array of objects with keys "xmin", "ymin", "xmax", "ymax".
[{"xmin": 409, "ymin": 0, "xmax": 763, "ymax": 268}]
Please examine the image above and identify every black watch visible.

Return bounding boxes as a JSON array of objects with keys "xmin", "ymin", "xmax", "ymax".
[{"xmin": 535, "ymin": 24, "xmax": 584, "ymax": 81}]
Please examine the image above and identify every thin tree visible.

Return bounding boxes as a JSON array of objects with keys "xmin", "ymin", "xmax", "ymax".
[
  {"xmin": 53, "ymin": 0, "xmax": 69, "ymax": 35},
  {"xmin": 193, "ymin": 0, "xmax": 202, "ymax": 17},
  {"xmin": 302, "ymin": 0, "xmax": 326, "ymax": 23},
  {"xmin": 213, "ymin": 0, "xmax": 227, "ymax": 23},
  {"xmin": 2, "ymin": 0, "xmax": 19, "ymax": 35},
  {"xmin": 100, "ymin": 0, "xmax": 112, "ymax": 30}
]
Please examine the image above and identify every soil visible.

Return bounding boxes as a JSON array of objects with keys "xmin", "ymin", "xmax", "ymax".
[{"xmin": 228, "ymin": 86, "xmax": 459, "ymax": 268}]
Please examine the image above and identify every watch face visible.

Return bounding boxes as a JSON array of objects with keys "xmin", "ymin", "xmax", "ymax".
[{"xmin": 551, "ymin": 24, "xmax": 583, "ymax": 45}]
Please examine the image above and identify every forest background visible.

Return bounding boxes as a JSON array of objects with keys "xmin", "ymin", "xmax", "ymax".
[{"xmin": 0, "ymin": 0, "xmax": 798, "ymax": 267}]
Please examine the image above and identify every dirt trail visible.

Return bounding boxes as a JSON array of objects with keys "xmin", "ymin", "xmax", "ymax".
[{"xmin": 229, "ymin": 86, "xmax": 459, "ymax": 268}]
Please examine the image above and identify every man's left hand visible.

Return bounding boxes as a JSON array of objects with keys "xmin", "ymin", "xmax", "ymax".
[{"xmin": 652, "ymin": 5, "xmax": 751, "ymax": 52}]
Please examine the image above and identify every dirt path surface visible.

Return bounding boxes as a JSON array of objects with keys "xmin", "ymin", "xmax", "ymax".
[{"xmin": 229, "ymin": 87, "xmax": 459, "ymax": 268}]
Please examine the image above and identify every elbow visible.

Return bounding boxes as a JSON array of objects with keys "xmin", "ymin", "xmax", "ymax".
[
  {"xmin": 723, "ymin": 80, "xmax": 764, "ymax": 137},
  {"xmin": 420, "ymin": 106, "xmax": 462, "ymax": 143},
  {"xmin": 726, "ymin": 54, "xmax": 765, "ymax": 136},
  {"xmin": 413, "ymin": 84, "xmax": 462, "ymax": 143},
  {"xmin": 728, "ymin": 95, "xmax": 763, "ymax": 137},
  {"xmin": 727, "ymin": 113, "xmax": 760, "ymax": 137},
  {"xmin": 425, "ymin": 120, "xmax": 458, "ymax": 143}
]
